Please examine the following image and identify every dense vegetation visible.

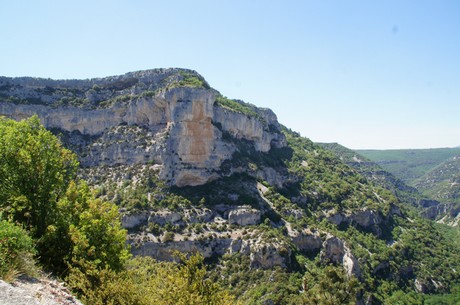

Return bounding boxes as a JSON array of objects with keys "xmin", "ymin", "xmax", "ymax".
[
  {"xmin": 319, "ymin": 142, "xmax": 424, "ymax": 208},
  {"xmin": 176, "ymin": 70, "xmax": 211, "ymax": 89},
  {"xmin": 281, "ymin": 130, "xmax": 460, "ymax": 302},
  {"xmin": 0, "ymin": 220, "xmax": 36, "ymax": 281}
]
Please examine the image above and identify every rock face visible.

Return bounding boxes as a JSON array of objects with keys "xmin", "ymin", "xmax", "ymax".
[
  {"xmin": 227, "ymin": 207, "xmax": 261, "ymax": 226},
  {"xmin": 325, "ymin": 206, "xmax": 400, "ymax": 237},
  {"xmin": 131, "ymin": 238, "xmax": 233, "ymax": 262},
  {"xmin": 0, "ymin": 68, "xmax": 286, "ymax": 187},
  {"xmin": 291, "ymin": 229, "xmax": 323, "ymax": 254},
  {"xmin": 149, "ymin": 210, "xmax": 183, "ymax": 226},
  {"xmin": 121, "ymin": 210, "xmax": 150, "ymax": 229},
  {"xmin": 129, "ymin": 234, "xmax": 291, "ymax": 270},
  {"xmin": 320, "ymin": 235, "xmax": 361, "ymax": 278},
  {"xmin": 242, "ymin": 237, "xmax": 291, "ymax": 269}
]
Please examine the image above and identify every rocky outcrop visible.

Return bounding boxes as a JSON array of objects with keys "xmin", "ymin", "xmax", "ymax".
[
  {"xmin": 183, "ymin": 208, "xmax": 214, "ymax": 224},
  {"xmin": 421, "ymin": 200, "xmax": 460, "ymax": 226},
  {"xmin": 123, "ymin": 206, "xmax": 263, "ymax": 229},
  {"xmin": 0, "ymin": 69, "xmax": 287, "ymax": 187},
  {"xmin": 0, "ymin": 277, "xmax": 83, "ymax": 305},
  {"xmin": 291, "ymin": 229, "xmax": 323, "ymax": 254},
  {"xmin": 350, "ymin": 209, "xmax": 384, "ymax": 236},
  {"xmin": 325, "ymin": 206, "xmax": 401, "ymax": 237},
  {"xmin": 244, "ymin": 239, "xmax": 291, "ymax": 269},
  {"xmin": 227, "ymin": 207, "xmax": 261, "ymax": 226},
  {"xmin": 121, "ymin": 210, "xmax": 149, "ymax": 229},
  {"xmin": 131, "ymin": 237, "xmax": 233, "ymax": 261},
  {"xmin": 130, "ymin": 234, "xmax": 291, "ymax": 269},
  {"xmin": 213, "ymin": 106, "xmax": 286, "ymax": 152},
  {"xmin": 320, "ymin": 235, "xmax": 361, "ymax": 278},
  {"xmin": 148, "ymin": 210, "xmax": 183, "ymax": 226},
  {"xmin": 414, "ymin": 278, "xmax": 445, "ymax": 294}
]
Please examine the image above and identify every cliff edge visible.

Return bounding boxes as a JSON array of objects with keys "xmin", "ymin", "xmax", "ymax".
[{"xmin": 0, "ymin": 68, "xmax": 285, "ymax": 187}]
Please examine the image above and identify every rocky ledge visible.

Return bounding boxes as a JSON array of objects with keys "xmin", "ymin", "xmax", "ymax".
[{"xmin": 0, "ymin": 276, "xmax": 82, "ymax": 305}]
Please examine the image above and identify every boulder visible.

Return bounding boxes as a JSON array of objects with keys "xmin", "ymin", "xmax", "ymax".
[
  {"xmin": 121, "ymin": 211, "xmax": 149, "ymax": 229},
  {"xmin": 228, "ymin": 208, "xmax": 261, "ymax": 226},
  {"xmin": 241, "ymin": 237, "xmax": 291, "ymax": 269},
  {"xmin": 148, "ymin": 210, "xmax": 183, "ymax": 226},
  {"xmin": 291, "ymin": 229, "xmax": 323, "ymax": 254}
]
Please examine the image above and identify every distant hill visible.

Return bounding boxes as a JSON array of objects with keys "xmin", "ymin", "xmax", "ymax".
[
  {"xmin": 318, "ymin": 143, "xmax": 422, "ymax": 206},
  {"xmin": 357, "ymin": 147, "xmax": 460, "ymax": 224},
  {"xmin": 414, "ymin": 156, "xmax": 460, "ymax": 225},
  {"xmin": 415, "ymin": 155, "xmax": 460, "ymax": 200},
  {"xmin": 357, "ymin": 148, "xmax": 460, "ymax": 185}
]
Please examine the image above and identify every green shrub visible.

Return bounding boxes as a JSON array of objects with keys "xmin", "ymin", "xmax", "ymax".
[
  {"xmin": 163, "ymin": 231, "xmax": 175, "ymax": 243},
  {"xmin": 177, "ymin": 71, "xmax": 210, "ymax": 89},
  {"xmin": 0, "ymin": 117, "xmax": 130, "ymax": 280},
  {"xmin": 0, "ymin": 115, "xmax": 78, "ymax": 239},
  {"xmin": 214, "ymin": 96, "xmax": 263, "ymax": 122},
  {"xmin": 0, "ymin": 220, "xmax": 37, "ymax": 281},
  {"xmin": 67, "ymin": 254, "xmax": 240, "ymax": 305}
]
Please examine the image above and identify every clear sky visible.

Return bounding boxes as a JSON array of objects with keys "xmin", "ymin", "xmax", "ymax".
[{"xmin": 1, "ymin": 0, "xmax": 459, "ymax": 149}]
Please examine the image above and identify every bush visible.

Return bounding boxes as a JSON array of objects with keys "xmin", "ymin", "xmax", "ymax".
[
  {"xmin": 214, "ymin": 96, "xmax": 262, "ymax": 121},
  {"xmin": 0, "ymin": 115, "xmax": 78, "ymax": 239},
  {"xmin": 0, "ymin": 220, "xmax": 37, "ymax": 281},
  {"xmin": 67, "ymin": 254, "xmax": 240, "ymax": 305},
  {"xmin": 163, "ymin": 231, "xmax": 175, "ymax": 243},
  {"xmin": 40, "ymin": 181, "xmax": 131, "ymax": 276},
  {"xmin": 0, "ymin": 117, "xmax": 129, "ymax": 278}
]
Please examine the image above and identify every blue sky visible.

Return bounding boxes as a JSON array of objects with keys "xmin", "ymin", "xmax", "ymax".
[{"xmin": 1, "ymin": 0, "xmax": 459, "ymax": 149}]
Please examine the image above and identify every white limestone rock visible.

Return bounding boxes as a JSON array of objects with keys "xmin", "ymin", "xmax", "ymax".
[
  {"xmin": 228, "ymin": 207, "xmax": 261, "ymax": 226},
  {"xmin": 148, "ymin": 210, "xmax": 183, "ymax": 226},
  {"xmin": 121, "ymin": 211, "xmax": 149, "ymax": 229},
  {"xmin": 320, "ymin": 235, "xmax": 361, "ymax": 278}
]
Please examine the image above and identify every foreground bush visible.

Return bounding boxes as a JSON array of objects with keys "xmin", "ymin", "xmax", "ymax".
[
  {"xmin": 0, "ymin": 116, "xmax": 130, "ymax": 276},
  {"xmin": 0, "ymin": 116, "xmax": 78, "ymax": 239},
  {"xmin": 0, "ymin": 220, "xmax": 36, "ymax": 281},
  {"xmin": 68, "ymin": 253, "xmax": 240, "ymax": 305}
]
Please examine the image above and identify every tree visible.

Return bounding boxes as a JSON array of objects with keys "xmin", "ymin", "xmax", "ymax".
[
  {"xmin": 301, "ymin": 264, "xmax": 359, "ymax": 305},
  {"xmin": 0, "ymin": 116, "xmax": 78, "ymax": 238},
  {"xmin": 130, "ymin": 253, "xmax": 240, "ymax": 305},
  {"xmin": 0, "ymin": 116, "xmax": 129, "ymax": 278},
  {"xmin": 41, "ymin": 181, "xmax": 131, "ymax": 275}
]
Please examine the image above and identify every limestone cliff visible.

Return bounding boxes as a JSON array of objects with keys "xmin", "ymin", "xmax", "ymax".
[
  {"xmin": 2, "ymin": 69, "xmax": 451, "ymax": 301},
  {"xmin": 0, "ymin": 68, "xmax": 286, "ymax": 187}
]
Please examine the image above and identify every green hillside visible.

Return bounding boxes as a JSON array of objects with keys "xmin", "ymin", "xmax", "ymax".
[
  {"xmin": 415, "ymin": 156, "xmax": 460, "ymax": 204},
  {"xmin": 319, "ymin": 143, "xmax": 422, "ymax": 207},
  {"xmin": 357, "ymin": 148, "xmax": 460, "ymax": 185}
]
